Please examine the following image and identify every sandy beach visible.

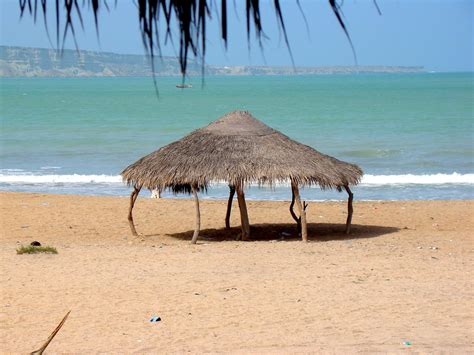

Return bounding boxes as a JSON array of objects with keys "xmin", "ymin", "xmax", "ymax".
[{"xmin": 0, "ymin": 191, "xmax": 473, "ymax": 353}]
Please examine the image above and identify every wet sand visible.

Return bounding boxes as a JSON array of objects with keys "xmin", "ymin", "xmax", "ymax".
[{"xmin": 1, "ymin": 191, "xmax": 473, "ymax": 353}]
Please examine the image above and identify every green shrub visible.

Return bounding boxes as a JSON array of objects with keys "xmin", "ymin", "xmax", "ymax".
[{"xmin": 16, "ymin": 245, "xmax": 58, "ymax": 255}]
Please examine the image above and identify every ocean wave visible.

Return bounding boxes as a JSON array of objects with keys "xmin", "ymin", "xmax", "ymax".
[
  {"xmin": 0, "ymin": 174, "xmax": 122, "ymax": 184},
  {"xmin": 341, "ymin": 149, "xmax": 401, "ymax": 158},
  {"xmin": 0, "ymin": 173, "xmax": 472, "ymax": 186},
  {"xmin": 361, "ymin": 173, "xmax": 474, "ymax": 185},
  {"xmin": 0, "ymin": 169, "xmax": 25, "ymax": 172},
  {"xmin": 40, "ymin": 166, "xmax": 62, "ymax": 170}
]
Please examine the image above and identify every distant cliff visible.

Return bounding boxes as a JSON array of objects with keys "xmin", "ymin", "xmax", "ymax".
[
  {"xmin": 0, "ymin": 46, "xmax": 195, "ymax": 77},
  {"xmin": 207, "ymin": 65, "xmax": 425, "ymax": 75},
  {"xmin": 0, "ymin": 46, "xmax": 424, "ymax": 77}
]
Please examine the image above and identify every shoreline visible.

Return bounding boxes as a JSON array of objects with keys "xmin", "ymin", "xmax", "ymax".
[
  {"xmin": 1, "ymin": 188, "xmax": 473, "ymax": 202},
  {"xmin": 1, "ymin": 191, "xmax": 473, "ymax": 352},
  {"xmin": 1, "ymin": 189, "xmax": 473, "ymax": 202}
]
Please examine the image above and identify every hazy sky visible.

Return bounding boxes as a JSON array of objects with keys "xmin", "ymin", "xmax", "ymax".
[{"xmin": 1, "ymin": 0, "xmax": 472, "ymax": 71}]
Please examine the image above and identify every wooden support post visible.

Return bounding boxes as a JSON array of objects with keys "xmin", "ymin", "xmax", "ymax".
[
  {"xmin": 128, "ymin": 185, "xmax": 141, "ymax": 236},
  {"xmin": 290, "ymin": 187, "xmax": 301, "ymax": 235},
  {"xmin": 191, "ymin": 186, "xmax": 201, "ymax": 244},
  {"xmin": 225, "ymin": 185, "xmax": 236, "ymax": 229},
  {"xmin": 344, "ymin": 185, "xmax": 354, "ymax": 234},
  {"xmin": 289, "ymin": 188, "xmax": 299, "ymax": 223},
  {"xmin": 236, "ymin": 183, "xmax": 250, "ymax": 240},
  {"xmin": 291, "ymin": 180, "xmax": 308, "ymax": 242}
]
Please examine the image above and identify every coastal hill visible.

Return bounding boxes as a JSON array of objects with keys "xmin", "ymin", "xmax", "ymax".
[{"xmin": 0, "ymin": 46, "xmax": 424, "ymax": 77}]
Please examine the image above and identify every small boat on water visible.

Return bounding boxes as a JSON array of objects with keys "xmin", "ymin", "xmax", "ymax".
[{"xmin": 176, "ymin": 84, "xmax": 193, "ymax": 89}]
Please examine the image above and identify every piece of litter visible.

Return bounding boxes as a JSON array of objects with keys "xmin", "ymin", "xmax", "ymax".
[
  {"xmin": 149, "ymin": 316, "xmax": 161, "ymax": 323},
  {"xmin": 280, "ymin": 232, "xmax": 291, "ymax": 237},
  {"xmin": 403, "ymin": 341, "xmax": 411, "ymax": 346}
]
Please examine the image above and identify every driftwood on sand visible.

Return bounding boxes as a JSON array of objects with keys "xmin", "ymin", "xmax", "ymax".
[
  {"xmin": 122, "ymin": 111, "xmax": 363, "ymax": 242},
  {"xmin": 31, "ymin": 310, "xmax": 71, "ymax": 355}
]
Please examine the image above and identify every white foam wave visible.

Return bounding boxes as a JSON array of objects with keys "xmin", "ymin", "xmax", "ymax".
[
  {"xmin": 361, "ymin": 173, "xmax": 474, "ymax": 185},
  {"xmin": 0, "ymin": 174, "xmax": 122, "ymax": 184},
  {"xmin": 0, "ymin": 173, "xmax": 472, "ymax": 186},
  {"xmin": 0, "ymin": 169, "xmax": 25, "ymax": 172}
]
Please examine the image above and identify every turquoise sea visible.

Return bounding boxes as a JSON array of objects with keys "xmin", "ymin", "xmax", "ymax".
[{"xmin": 0, "ymin": 73, "xmax": 473, "ymax": 200}]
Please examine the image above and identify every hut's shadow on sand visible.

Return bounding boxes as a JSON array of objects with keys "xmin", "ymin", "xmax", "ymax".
[{"xmin": 162, "ymin": 223, "xmax": 399, "ymax": 243}]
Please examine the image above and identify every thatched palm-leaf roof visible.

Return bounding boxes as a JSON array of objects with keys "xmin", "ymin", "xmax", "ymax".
[{"xmin": 121, "ymin": 110, "xmax": 363, "ymax": 192}]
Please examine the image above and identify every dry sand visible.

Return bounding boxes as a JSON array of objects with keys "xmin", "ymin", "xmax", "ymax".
[{"xmin": 0, "ymin": 191, "xmax": 473, "ymax": 353}]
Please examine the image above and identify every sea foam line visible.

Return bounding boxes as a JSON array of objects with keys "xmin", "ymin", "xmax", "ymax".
[
  {"xmin": 362, "ymin": 173, "xmax": 474, "ymax": 185},
  {"xmin": 0, "ymin": 173, "xmax": 473, "ymax": 185},
  {"xmin": 0, "ymin": 174, "xmax": 122, "ymax": 184}
]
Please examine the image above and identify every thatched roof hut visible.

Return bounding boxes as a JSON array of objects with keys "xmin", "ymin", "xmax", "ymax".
[{"xmin": 122, "ymin": 110, "xmax": 363, "ymax": 242}]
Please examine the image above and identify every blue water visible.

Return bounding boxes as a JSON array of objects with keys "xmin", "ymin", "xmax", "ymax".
[{"xmin": 0, "ymin": 73, "xmax": 473, "ymax": 200}]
